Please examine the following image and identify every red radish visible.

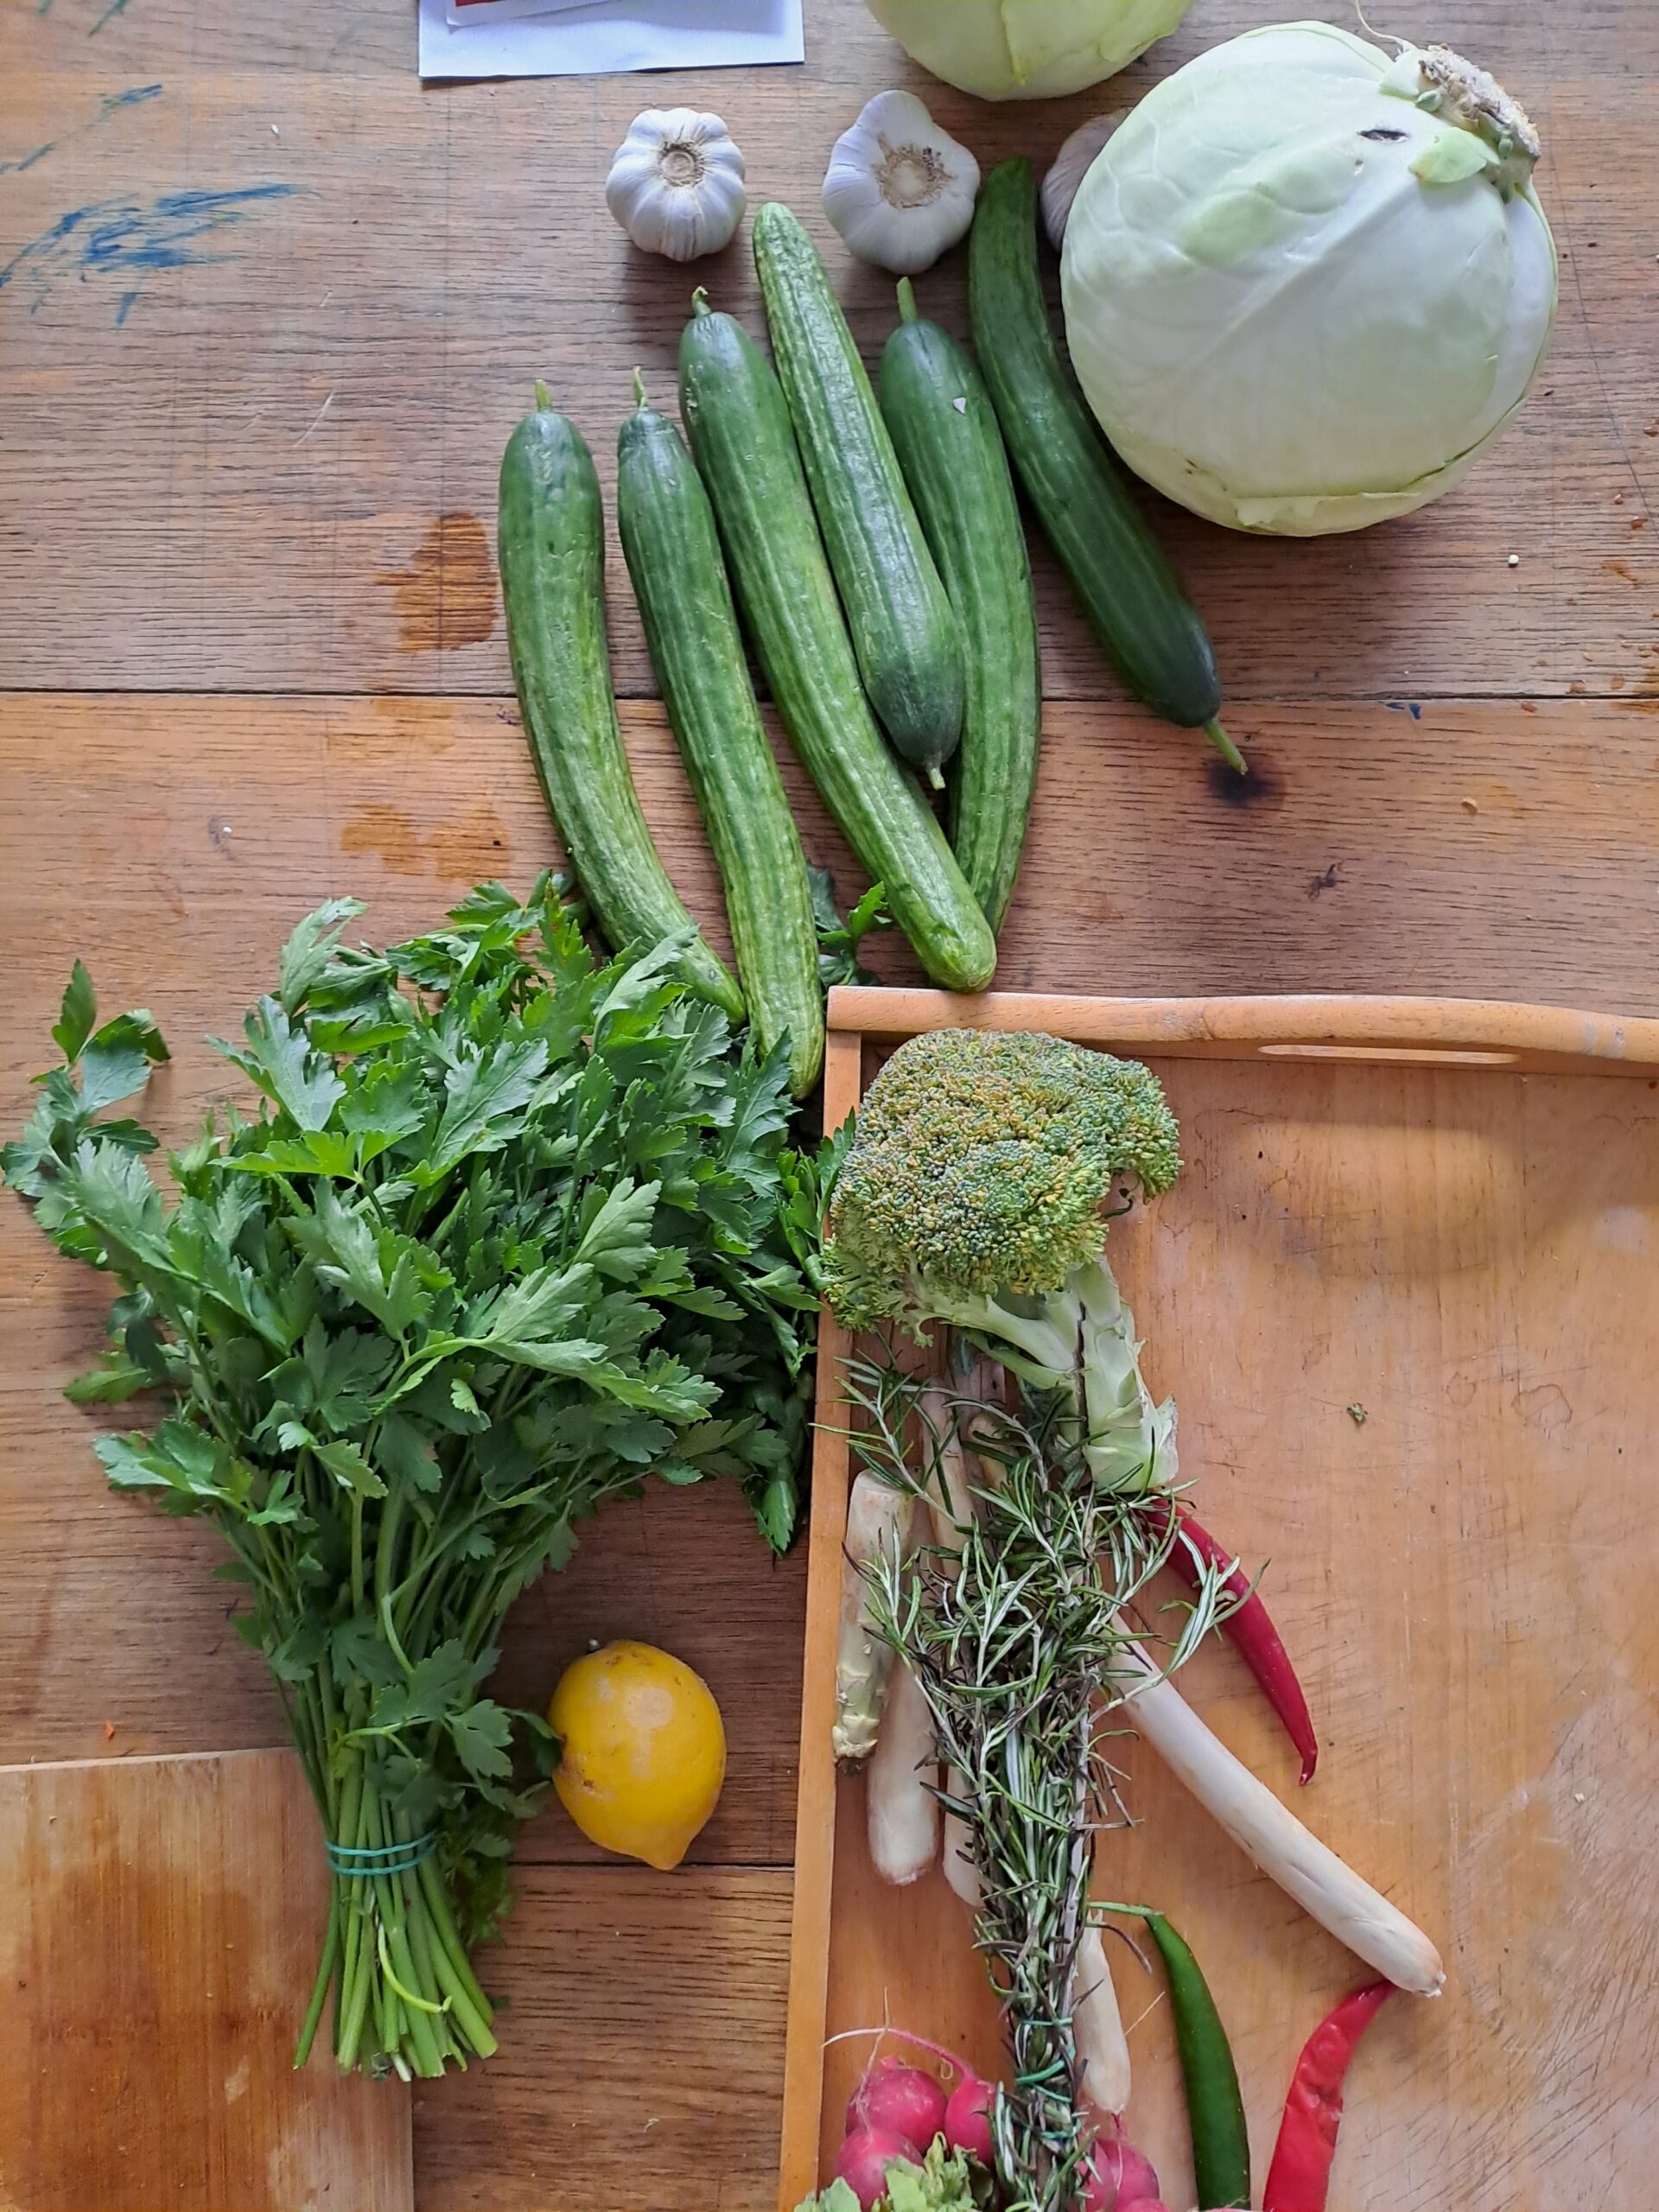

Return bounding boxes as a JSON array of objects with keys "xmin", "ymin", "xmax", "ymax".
[
  {"xmin": 1116, "ymin": 2202, "xmax": 1173, "ymax": 2212},
  {"xmin": 848, "ymin": 2056, "xmax": 948, "ymax": 2151},
  {"xmin": 1081, "ymin": 2136, "xmax": 1161, "ymax": 2211},
  {"xmin": 942, "ymin": 2073, "xmax": 995, "ymax": 2163},
  {"xmin": 835, "ymin": 2124, "xmax": 920, "ymax": 2210}
]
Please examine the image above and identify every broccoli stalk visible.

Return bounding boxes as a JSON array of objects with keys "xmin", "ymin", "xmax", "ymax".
[{"xmin": 821, "ymin": 1029, "xmax": 1181, "ymax": 1491}]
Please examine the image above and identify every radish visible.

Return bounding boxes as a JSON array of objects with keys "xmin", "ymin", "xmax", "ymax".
[
  {"xmin": 847, "ymin": 2056, "xmax": 948, "ymax": 2152},
  {"xmin": 835, "ymin": 2124, "xmax": 920, "ymax": 2210},
  {"xmin": 942, "ymin": 2072, "xmax": 995, "ymax": 2163},
  {"xmin": 829, "ymin": 2025, "xmax": 998, "ymax": 2174},
  {"xmin": 1082, "ymin": 2136, "xmax": 1161, "ymax": 2209}
]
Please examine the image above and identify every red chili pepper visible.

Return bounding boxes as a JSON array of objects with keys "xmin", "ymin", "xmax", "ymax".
[
  {"xmin": 1151, "ymin": 1500, "xmax": 1319, "ymax": 1783},
  {"xmin": 1262, "ymin": 1980, "xmax": 1395, "ymax": 2212}
]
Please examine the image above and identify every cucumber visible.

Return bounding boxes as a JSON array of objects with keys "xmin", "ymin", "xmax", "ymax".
[
  {"xmin": 880, "ymin": 282, "xmax": 1042, "ymax": 938},
  {"xmin": 678, "ymin": 296, "xmax": 996, "ymax": 997},
  {"xmin": 968, "ymin": 161, "xmax": 1243, "ymax": 774},
  {"xmin": 498, "ymin": 390, "xmax": 743, "ymax": 1020},
  {"xmin": 616, "ymin": 380, "xmax": 824, "ymax": 1099},
  {"xmin": 751, "ymin": 202, "xmax": 965, "ymax": 786}
]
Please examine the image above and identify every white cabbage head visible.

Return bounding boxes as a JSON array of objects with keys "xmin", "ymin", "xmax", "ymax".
[
  {"xmin": 1060, "ymin": 21, "xmax": 1557, "ymax": 534},
  {"xmin": 862, "ymin": 0, "xmax": 1196, "ymax": 102}
]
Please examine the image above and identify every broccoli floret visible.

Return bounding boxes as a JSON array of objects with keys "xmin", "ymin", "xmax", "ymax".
[{"xmin": 822, "ymin": 1028, "xmax": 1182, "ymax": 1491}]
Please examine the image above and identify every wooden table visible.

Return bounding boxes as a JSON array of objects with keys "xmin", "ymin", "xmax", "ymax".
[{"xmin": 1, "ymin": 2, "xmax": 1654, "ymax": 2205}]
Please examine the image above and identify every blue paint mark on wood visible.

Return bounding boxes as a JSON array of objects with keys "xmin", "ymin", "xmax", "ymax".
[
  {"xmin": 0, "ymin": 182, "xmax": 307, "ymax": 321},
  {"xmin": 0, "ymin": 84, "xmax": 162, "ymax": 179},
  {"xmin": 115, "ymin": 287, "xmax": 138, "ymax": 324},
  {"xmin": 89, "ymin": 0, "xmax": 131, "ymax": 32}
]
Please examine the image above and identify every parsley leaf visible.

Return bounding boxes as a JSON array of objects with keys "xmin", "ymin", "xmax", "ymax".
[
  {"xmin": 7, "ymin": 880, "xmax": 823, "ymax": 2065},
  {"xmin": 215, "ymin": 997, "xmax": 344, "ymax": 1133},
  {"xmin": 53, "ymin": 961, "xmax": 98, "ymax": 1063}
]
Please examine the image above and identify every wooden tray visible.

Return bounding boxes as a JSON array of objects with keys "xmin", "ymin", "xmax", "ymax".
[{"xmin": 779, "ymin": 989, "xmax": 1659, "ymax": 2212}]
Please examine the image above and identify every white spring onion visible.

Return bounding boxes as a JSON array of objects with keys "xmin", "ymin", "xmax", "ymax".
[
  {"xmin": 835, "ymin": 1470, "xmax": 910, "ymax": 1764},
  {"xmin": 940, "ymin": 1765, "xmax": 982, "ymax": 1908},
  {"xmin": 1072, "ymin": 1920, "xmax": 1131, "ymax": 2117},
  {"xmin": 1114, "ymin": 1639, "xmax": 1446, "ymax": 1995},
  {"xmin": 868, "ymin": 1612, "xmax": 941, "ymax": 1885},
  {"xmin": 918, "ymin": 1384, "xmax": 982, "ymax": 1904}
]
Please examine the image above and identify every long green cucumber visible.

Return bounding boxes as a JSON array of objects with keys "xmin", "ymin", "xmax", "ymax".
[
  {"xmin": 616, "ymin": 379, "xmax": 824, "ymax": 1099},
  {"xmin": 968, "ymin": 161, "xmax": 1243, "ymax": 773},
  {"xmin": 678, "ymin": 296, "xmax": 996, "ymax": 997},
  {"xmin": 880, "ymin": 282, "xmax": 1042, "ymax": 937},
  {"xmin": 497, "ymin": 390, "xmax": 743, "ymax": 1020},
  {"xmin": 751, "ymin": 202, "xmax": 965, "ymax": 786}
]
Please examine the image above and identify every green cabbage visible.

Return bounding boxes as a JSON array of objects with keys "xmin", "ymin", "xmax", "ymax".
[
  {"xmin": 863, "ymin": 0, "xmax": 1194, "ymax": 101},
  {"xmin": 1060, "ymin": 21, "xmax": 1556, "ymax": 534}
]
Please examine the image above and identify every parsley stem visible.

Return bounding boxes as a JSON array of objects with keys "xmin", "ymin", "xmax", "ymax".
[
  {"xmin": 333, "ymin": 1753, "xmax": 373, "ymax": 2072},
  {"xmin": 350, "ymin": 1493, "xmax": 366, "ymax": 1613},
  {"xmin": 374, "ymin": 1489, "xmax": 415, "ymax": 1675},
  {"xmin": 293, "ymin": 1889, "xmax": 340, "ymax": 2069}
]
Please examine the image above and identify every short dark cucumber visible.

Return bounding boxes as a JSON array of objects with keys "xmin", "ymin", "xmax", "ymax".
[
  {"xmin": 969, "ymin": 160, "xmax": 1243, "ymax": 774},
  {"xmin": 678, "ymin": 296, "xmax": 995, "ymax": 997},
  {"xmin": 752, "ymin": 202, "xmax": 965, "ymax": 787},
  {"xmin": 880, "ymin": 281, "xmax": 1042, "ymax": 938},
  {"xmin": 498, "ymin": 389, "xmax": 743, "ymax": 1020},
  {"xmin": 616, "ymin": 378, "xmax": 824, "ymax": 1099}
]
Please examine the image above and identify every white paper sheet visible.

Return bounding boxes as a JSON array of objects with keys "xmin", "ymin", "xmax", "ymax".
[{"xmin": 418, "ymin": 0, "xmax": 805, "ymax": 80}]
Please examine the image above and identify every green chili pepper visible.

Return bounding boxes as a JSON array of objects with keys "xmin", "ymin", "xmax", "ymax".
[{"xmin": 1141, "ymin": 1910, "xmax": 1250, "ymax": 2209}]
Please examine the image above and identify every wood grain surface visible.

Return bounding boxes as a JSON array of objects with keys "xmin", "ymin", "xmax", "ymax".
[
  {"xmin": 3, "ymin": 0, "xmax": 1658, "ymax": 2202},
  {"xmin": 0, "ymin": 1750, "xmax": 412, "ymax": 2212},
  {"xmin": 0, "ymin": 0, "xmax": 1656, "ymax": 704},
  {"xmin": 414, "ymin": 1867, "xmax": 792, "ymax": 2212},
  {"xmin": 785, "ymin": 1013, "xmax": 1659, "ymax": 2212}
]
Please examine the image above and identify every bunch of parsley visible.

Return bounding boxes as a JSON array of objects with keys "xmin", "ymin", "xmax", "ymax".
[{"xmin": 3, "ymin": 879, "xmax": 828, "ymax": 2079}]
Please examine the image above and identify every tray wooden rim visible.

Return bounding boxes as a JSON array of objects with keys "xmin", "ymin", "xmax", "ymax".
[
  {"xmin": 779, "ymin": 988, "xmax": 1659, "ymax": 2210},
  {"xmin": 825, "ymin": 987, "xmax": 1659, "ymax": 1073}
]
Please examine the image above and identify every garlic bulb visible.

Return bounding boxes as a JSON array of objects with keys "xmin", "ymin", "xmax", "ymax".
[
  {"xmin": 606, "ymin": 108, "xmax": 746, "ymax": 263},
  {"xmin": 822, "ymin": 90, "xmax": 979, "ymax": 276},
  {"xmin": 1041, "ymin": 111, "xmax": 1122, "ymax": 250}
]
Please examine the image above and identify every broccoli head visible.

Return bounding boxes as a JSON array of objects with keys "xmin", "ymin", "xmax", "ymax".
[
  {"xmin": 821, "ymin": 1028, "xmax": 1182, "ymax": 1492},
  {"xmin": 823, "ymin": 1028, "xmax": 1179, "ymax": 1313}
]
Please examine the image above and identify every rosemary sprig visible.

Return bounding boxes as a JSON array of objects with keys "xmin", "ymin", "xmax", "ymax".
[{"xmin": 846, "ymin": 1356, "xmax": 1236, "ymax": 2212}]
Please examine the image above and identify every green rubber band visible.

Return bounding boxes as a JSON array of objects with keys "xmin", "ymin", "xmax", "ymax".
[{"xmin": 325, "ymin": 1832, "xmax": 436, "ymax": 1878}]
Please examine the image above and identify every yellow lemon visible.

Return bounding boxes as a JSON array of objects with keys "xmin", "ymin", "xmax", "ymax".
[{"xmin": 549, "ymin": 1640, "xmax": 726, "ymax": 1871}]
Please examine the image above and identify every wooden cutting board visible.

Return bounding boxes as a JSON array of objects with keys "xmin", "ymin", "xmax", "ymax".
[
  {"xmin": 0, "ymin": 1748, "xmax": 412, "ymax": 2212},
  {"xmin": 782, "ymin": 989, "xmax": 1659, "ymax": 2212}
]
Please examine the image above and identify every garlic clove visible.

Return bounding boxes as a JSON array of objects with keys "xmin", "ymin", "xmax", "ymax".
[
  {"xmin": 1041, "ymin": 110, "xmax": 1123, "ymax": 249},
  {"xmin": 822, "ymin": 89, "xmax": 980, "ymax": 276},
  {"xmin": 607, "ymin": 106, "xmax": 747, "ymax": 264}
]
